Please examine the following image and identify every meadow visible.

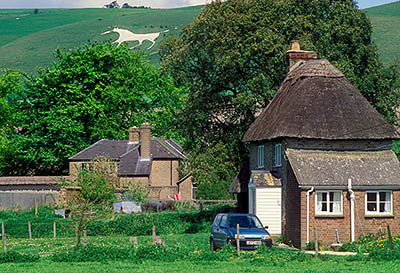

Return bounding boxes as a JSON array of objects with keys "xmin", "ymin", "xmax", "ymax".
[
  {"xmin": 1, "ymin": 2, "xmax": 399, "ymax": 75},
  {"xmin": 1, "ymin": 233, "xmax": 400, "ymax": 273},
  {"xmin": 1, "ymin": 206, "xmax": 400, "ymax": 272},
  {"xmin": 0, "ymin": 6, "xmax": 203, "ymax": 74}
]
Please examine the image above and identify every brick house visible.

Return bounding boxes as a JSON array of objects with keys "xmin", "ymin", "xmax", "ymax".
[
  {"xmin": 69, "ymin": 123, "xmax": 194, "ymax": 200},
  {"xmin": 232, "ymin": 41, "xmax": 400, "ymax": 248}
]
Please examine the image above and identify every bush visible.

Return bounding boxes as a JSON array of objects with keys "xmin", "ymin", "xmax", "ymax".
[{"xmin": 0, "ymin": 251, "xmax": 39, "ymax": 263}]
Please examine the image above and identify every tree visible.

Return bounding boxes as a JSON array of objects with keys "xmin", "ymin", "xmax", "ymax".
[
  {"xmin": 180, "ymin": 142, "xmax": 237, "ymax": 200},
  {"xmin": 61, "ymin": 157, "xmax": 117, "ymax": 248},
  {"xmin": 161, "ymin": 0, "xmax": 400, "ymax": 168},
  {"xmin": 5, "ymin": 42, "xmax": 186, "ymax": 175}
]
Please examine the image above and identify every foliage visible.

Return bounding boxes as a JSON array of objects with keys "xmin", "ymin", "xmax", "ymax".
[
  {"xmin": 61, "ymin": 158, "xmax": 116, "ymax": 248},
  {"xmin": 0, "ymin": 251, "xmax": 39, "ymax": 263},
  {"xmin": 161, "ymin": 0, "xmax": 400, "ymax": 169},
  {"xmin": 123, "ymin": 183, "xmax": 150, "ymax": 204},
  {"xmin": 0, "ymin": 204, "xmax": 235, "ymax": 238},
  {"xmin": 4, "ymin": 42, "xmax": 185, "ymax": 175},
  {"xmin": 338, "ymin": 232, "xmax": 400, "ymax": 256},
  {"xmin": 180, "ymin": 142, "xmax": 237, "ymax": 200}
]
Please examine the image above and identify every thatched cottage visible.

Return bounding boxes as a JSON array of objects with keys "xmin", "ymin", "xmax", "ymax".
[{"xmin": 232, "ymin": 41, "xmax": 400, "ymax": 248}]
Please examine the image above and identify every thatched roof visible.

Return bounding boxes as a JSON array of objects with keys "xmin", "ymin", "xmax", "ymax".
[
  {"xmin": 243, "ymin": 59, "xmax": 400, "ymax": 142},
  {"xmin": 287, "ymin": 149, "xmax": 400, "ymax": 187}
]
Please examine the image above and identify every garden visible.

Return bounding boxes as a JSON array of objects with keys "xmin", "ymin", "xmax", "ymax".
[{"xmin": 1, "ymin": 206, "xmax": 400, "ymax": 272}]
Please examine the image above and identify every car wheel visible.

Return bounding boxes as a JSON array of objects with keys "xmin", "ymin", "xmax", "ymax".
[{"xmin": 210, "ymin": 238, "xmax": 216, "ymax": 251}]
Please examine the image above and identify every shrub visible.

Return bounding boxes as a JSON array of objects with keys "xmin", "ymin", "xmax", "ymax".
[{"xmin": 0, "ymin": 251, "xmax": 39, "ymax": 263}]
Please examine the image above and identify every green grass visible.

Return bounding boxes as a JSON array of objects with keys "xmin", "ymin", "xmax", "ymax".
[
  {"xmin": 1, "ymin": 233, "xmax": 400, "ymax": 272},
  {"xmin": 365, "ymin": 1, "xmax": 400, "ymax": 64},
  {"xmin": 0, "ymin": 6, "xmax": 203, "ymax": 74}
]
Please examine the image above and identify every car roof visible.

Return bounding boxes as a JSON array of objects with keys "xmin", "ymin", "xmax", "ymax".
[{"xmin": 216, "ymin": 213, "xmax": 257, "ymax": 217}]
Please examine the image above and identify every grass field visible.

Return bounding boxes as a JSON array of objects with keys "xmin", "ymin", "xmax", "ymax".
[
  {"xmin": 0, "ymin": 2, "xmax": 399, "ymax": 74},
  {"xmin": 365, "ymin": 1, "xmax": 400, "ymax": 65},
  {"xmin": 1, "ymin": 233, "xmax": 400, "ymax": 272},
  {"xmin": 0, "ymin": 6, "xmax": 203, "ymax": 74}
]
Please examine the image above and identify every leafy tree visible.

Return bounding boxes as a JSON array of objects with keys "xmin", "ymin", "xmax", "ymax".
[
  {"xmin": 5, "ymin": 42, "xmax": 186, "ymax": 175},
  {"xmin": 161, "ymin": 0, "xmax": 400, "ymax": 167},
  {"xmin": 180, "ymin": 142, "xmax": 237, "ymax": 200},
  {"xmin": 61, "ymin": 157, "xmax": 117, "ymax": 248}
]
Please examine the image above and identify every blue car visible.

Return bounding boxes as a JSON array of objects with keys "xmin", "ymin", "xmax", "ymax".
[{"xmin": 210, "ymin": 213, "xmax": 272, "ymax": 251}]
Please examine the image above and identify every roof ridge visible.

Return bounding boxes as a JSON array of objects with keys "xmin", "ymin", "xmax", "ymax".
[{"xmin": 69, "ymin": 139, "xmax": 105, "ymax": 160}]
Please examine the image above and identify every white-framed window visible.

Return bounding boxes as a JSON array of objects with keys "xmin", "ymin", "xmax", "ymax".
[
  {"xmin": 274, "ymin": 144, "xmax": 282, "ymax": 167},
  {"xmin": 316, "ymin": 191, "xmax": 343, "ymax": 215},
  {"xmin": 365, "ymin": 191, "xmax": 392, "ymax": 215},
  {"xmin": 257, "ymin": 145, "xmax": 264, "ymax": 168}
]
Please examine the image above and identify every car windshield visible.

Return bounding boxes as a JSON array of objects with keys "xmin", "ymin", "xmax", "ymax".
[{"xmin": 227, "ymin": 215, "xmax": 263, "ymax": 228}]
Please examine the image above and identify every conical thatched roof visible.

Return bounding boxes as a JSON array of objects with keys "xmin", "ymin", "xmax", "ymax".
[{"xmin": 243, "ymin": 59, "xmax": 400, "ymax": 142}]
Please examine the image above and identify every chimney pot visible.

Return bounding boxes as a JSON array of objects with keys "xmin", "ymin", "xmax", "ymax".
[
  {"xmin": 129, "ymin": 127, "xmax": 139, "ymax": 144},
  {"xmin": 291, "ymin": 40, "xmax": 300, "ymax": 51},
  {"xmin": 140, "ymin": 123, "xmax": 151, "ymax": 159}
]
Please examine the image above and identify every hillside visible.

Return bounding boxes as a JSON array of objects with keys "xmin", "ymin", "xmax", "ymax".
[
  {"xmin": 0, "ymin": 2, "xmax": 399, "ymax": 74},
  {"xmin": 365, "ymin": 1, "xmax": 400, "ymax": 64},
  {"xmin": 0, "ymin": 7, "xmax": 203, "ymax": 74}
]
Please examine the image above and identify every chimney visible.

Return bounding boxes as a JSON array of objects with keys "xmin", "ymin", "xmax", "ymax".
[
  {"xmin": 140, "ymin": 123, "xmax": 151, "ymax": 160},
  {"xmin": 286, "ymin": 40, "xmax": 318, "ymax": 72},
  {"xmin": 128, "ymin": 126, "xmax": 139, "ymax": 144}
]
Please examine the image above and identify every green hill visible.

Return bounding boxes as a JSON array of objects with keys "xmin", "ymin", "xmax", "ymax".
[
  {"xmin": 365, "ymin": 1, "xmax": 400, "ymax": 64},
  {"xmin": 0, "ymin": 2, "xmax": 399, "ymax": 74},
  {"xmin": 0, "ymin": 7, "xmax": 203, "ymax": 74}
]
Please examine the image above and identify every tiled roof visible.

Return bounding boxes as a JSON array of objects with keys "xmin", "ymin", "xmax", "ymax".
[
  {"xmin": 69, "ymin": 137, "xmax": 185, "ymax": 176},
  {"xmin": 0, "ymin": 176, "xmax": 67, "ymax": 185},
  {"xmin": 287, "ymin": 149, "xmax": 400, "ymax": 187}
]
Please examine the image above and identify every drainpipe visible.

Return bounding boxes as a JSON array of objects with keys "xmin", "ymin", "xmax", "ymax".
[
  {"xmin": 348, "ymin": 179, "xmax": 355, "ymax": 242},
  {"xmin": 306, "ymin": 187, "xmax": 314, "ymax": 244}
]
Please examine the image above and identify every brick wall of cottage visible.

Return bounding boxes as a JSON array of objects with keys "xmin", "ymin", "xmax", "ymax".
[
  {"xmin": 150, "ymin": 159, "xmax": 179, "ymax": 187},
  {"xmin": 298, "ymin": 189, "xmax": 400, "ymax": 248}
]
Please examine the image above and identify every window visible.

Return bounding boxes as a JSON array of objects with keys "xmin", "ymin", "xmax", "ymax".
[
  {"xmin": 365, "ymin": 191, "xmax": 392, "ymax": 215},
  {"xmin": 316, "ymin": 191, "xmax": 342, "ymax": 215},
  {"xmin": 220, "ymin": 215, "xmax": 228, "ymax": 227},
  {"xmin": 257, "ymin": 145, "xmax": 264, "ymax": 168},
  {"xmin": 274, "ymin": 144, "xmax": 282, "ymax": 167}
]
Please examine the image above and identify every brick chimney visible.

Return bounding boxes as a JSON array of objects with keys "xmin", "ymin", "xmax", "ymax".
[
  {"xmin": 286, "ymin": 40, "xmax": 317, "ymax": 72},
  {"xmin": 128, "ymin": 126, "xmax": 139, "ymax": 144},
  {"xmin": 140, "ymin": 123, "xmax": 151, "ymax": 160}
]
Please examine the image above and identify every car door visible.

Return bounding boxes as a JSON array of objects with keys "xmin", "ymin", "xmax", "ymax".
[{"xmin": 214, "ymin": 215, "xmax": 228, "ymax": 247}]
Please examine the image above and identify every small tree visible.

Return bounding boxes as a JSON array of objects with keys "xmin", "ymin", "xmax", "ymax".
[{"xmin": 61, "ymin": 157, "xmax": 117, "ymax": 248}]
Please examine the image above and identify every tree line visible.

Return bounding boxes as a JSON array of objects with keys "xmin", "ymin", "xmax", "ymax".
[{"xmin": 1, "ymin": 0, "xmax": 399, "ymax": 199}]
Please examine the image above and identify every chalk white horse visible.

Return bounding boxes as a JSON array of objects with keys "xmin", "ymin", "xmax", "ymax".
[{"xmin": 101, "ymin": 27, "xmax": 168, "ymax": 50}]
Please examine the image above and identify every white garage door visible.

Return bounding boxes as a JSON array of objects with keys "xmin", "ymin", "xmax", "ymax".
[{"xmin": 256, "ymin": 187, "xmax": 281, "ymax": 234}]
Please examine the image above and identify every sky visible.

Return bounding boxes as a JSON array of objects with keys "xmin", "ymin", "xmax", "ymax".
[{"xmin": 0, "ymin": 0, "xmax": 398, "ymax": 9}]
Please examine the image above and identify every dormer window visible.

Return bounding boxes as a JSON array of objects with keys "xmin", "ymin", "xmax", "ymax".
[
  {"xmin": 257, "ymin": 145, "xmax": 264, "ymax": 168},
  {"xmin": 274, "ymin": 144, "xmax": 282, "ymax": 167}
]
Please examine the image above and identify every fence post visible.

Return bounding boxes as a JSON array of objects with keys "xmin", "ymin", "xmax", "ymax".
[
  {"xmin": 83, "ymin": 229, "xmax": 87, "ymax": 247},
  {"xmin": 35, "ymin": 199, "xmax": 38, "ymax": 217},
  {"xmin": 2, "ymin": 222, "xmax": 6, "ymax": 253},
  {"xmin": 28, "ymin": 221, "xmax": 32, "ymax": 239},
  {"xmin": 379, "ymin": 227, "xmax": 384, "ymax": 240},
  {"xmin": 236, "ymin": 224, "xmax": 240, "ymax": 257},
  {"xmin": 387, "ymin": 225, "xmax": 394, "ymax": 251},
  {"xmin": 314, "ymin": 226, "xmax": 318, "ymax": 257},
  {"xmin": 53, "ymin": 222, "xmax": 57, "ymax": 238}
]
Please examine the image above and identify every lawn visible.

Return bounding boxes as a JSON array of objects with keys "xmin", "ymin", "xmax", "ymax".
[{"xmin": 1, "ymin": 233, "xmax": 400, "ymax": 272}]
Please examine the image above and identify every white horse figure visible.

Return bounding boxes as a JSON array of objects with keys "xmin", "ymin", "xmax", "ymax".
[{"xmin": 101, "ymin": 27, "xmax": 169, "ymax": 50}]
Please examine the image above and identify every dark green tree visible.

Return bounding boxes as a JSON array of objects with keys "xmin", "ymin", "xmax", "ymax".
[
  {"xmin": 4, "ymin": 42, "xmax": 186, "ymax": 175},
  {"xmin": 180, "ymin": 142, "xmax": 237, "ymax": 200},
  {"xmin": 161, "ymin": 0, "xmax": 400, "ymax": 167}
]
